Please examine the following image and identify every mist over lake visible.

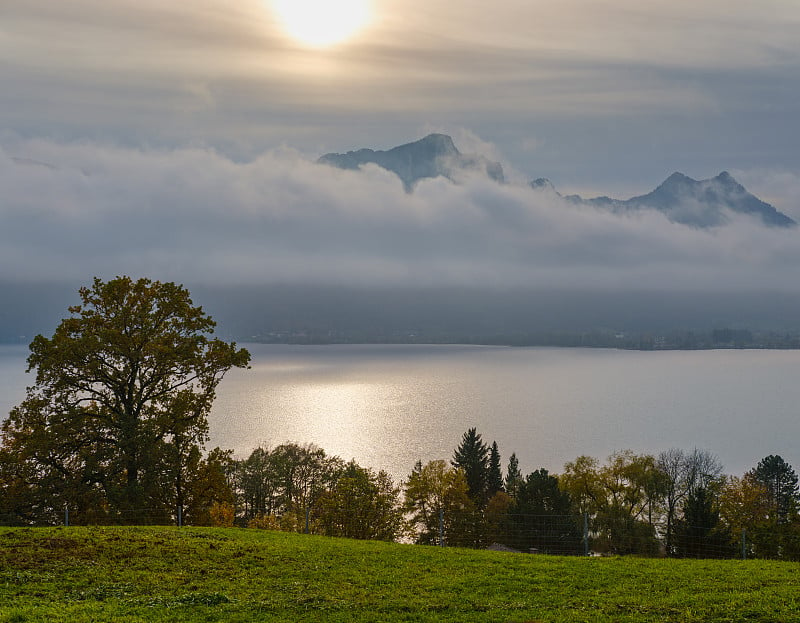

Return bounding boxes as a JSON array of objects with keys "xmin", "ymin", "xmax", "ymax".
[{"xmin": 2, "ymin": 343, "xmax": 798, "ymax": 481}]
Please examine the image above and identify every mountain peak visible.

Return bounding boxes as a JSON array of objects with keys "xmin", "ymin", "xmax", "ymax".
[
  {"xmin": 659, "ymin": 171, "xmax": 693, "ymax": 188},
  {"xmin": 542, "ymin": 170, "xmax": 795, "ymax": 228},
  {"xmin": 666, "ymin": 171, "xmax": 690, "ymax": 181},
  {"xmin": 629, "ymin": 171, "xmax": 794, "ymax": 227},
  {"xmin": 319, "ymin": 134, "xmax": 504, "ymax": 191},
  {"xmin": 415, "ymin": 133, "xmax": 458, "ymax": 154},
  {"xmin": 714, "ymin": 171, "xmax": 740, "ymax": 188},
  {"xmin": 530, "ymin": 178, "xmax": 557, "ymax": 192}
]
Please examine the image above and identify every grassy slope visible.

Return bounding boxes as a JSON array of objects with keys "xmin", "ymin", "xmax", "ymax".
[{"xmin": 1, "ymin": 526, "xmax": 799, "ymax": 623}]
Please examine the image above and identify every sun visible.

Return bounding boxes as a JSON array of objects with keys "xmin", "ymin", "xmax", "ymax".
[{"xmin": 271, "ymin": 0, "xmax": 372, "ymax": 48}]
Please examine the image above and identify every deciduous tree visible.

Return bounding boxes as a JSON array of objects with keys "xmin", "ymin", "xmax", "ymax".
[
  {"xmin": 657, "ymin": 448, "xmax": 723, "ymax": 555},
  {"xmin": 0, "ymin": 276, "xmax": 249, "ymax": 524},
  {"xmin": 230, "ymin": 443, "xmax": 345, "ymax": 525},
  {"xmin": 721, "ymin": 457, "xmax": 800, "ymax": 560},
  {"xmin": 404, "ymin": 459, "xmax": 477, "ymax": 546},
  {"xmin": 314, "ymin": 462, "xmax": 405, "ymax": 541},
  {"xmin": 561, "ymin": 451, "xmax": 663, "ymax": 554}
]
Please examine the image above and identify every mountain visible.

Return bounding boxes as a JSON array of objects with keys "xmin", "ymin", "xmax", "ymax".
[
  {"xmin": 318, "ymin": 133, "xmax": 505, "ymax": 191},
  {"xmin": 320, "ymin": 135, "xmax": 794, "ymax": 228},
  {"xmin": 554, "ymin": 171, "xmax": 795, "ymax": 228}
]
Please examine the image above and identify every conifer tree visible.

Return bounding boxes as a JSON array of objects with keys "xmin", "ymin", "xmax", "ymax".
[
  {"xmin": 487, "ymin": 441, "xmax": 504, "ymax": 496},
  {"xmin": 749, "ymin": 455, "xmax": 799, "ymax": 523},
  {"xmin": 504, "ymin": 452, "xmax": 523, "ymax": 498},
  {"xmin": 452, "ymin": 428, "xmax": 490, "ymax": 506},
  {"xmin": 504, "ymin": 469, "xmax": 582, "ymax": 554},
  {"xmin": 674, "ymin": 487, "xmax": 732, "ymax": 558}
]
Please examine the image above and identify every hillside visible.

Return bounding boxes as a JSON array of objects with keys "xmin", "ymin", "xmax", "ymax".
[{"xmin": 2, "ymin": 526, "xmax": 799, "ymax": 622}]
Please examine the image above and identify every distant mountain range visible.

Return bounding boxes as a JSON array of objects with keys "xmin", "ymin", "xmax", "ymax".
[
  {"xmin": 549, "ymin": 171, "xmax": 795, "ymax": 228},
  {"xmin": 320, "ymin": 134, "xmax": 795, "ymax": 228}
]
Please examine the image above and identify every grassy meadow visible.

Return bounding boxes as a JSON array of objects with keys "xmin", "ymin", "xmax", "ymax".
[{"xmin": 1, "ymin": 526, "xmax": 798, "ymax": 622}]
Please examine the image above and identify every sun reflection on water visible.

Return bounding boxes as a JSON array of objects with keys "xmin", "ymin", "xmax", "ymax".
[{"xmin": 209, "ymin": 344, "xmax": 800, "ymax": 483}]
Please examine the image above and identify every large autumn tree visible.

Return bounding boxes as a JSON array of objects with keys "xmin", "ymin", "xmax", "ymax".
[
  {"xmin": 0, "ymin": 276, "xmax": 250, "ymax": 524},
  {"xmin": 561, "ymin": 451, "xmax": 666, "ymax": 555}
]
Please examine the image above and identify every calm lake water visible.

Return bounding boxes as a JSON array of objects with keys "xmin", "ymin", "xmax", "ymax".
[{"xmin": 1, "ymin": 343, "xmax": 798, "ymax": 481}]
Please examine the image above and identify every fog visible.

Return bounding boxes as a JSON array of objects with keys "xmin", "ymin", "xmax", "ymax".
[
  {"xmin": 2, "ymin": 140, "xmax": 800, "ymax": 289},
  {"xmin": 2, "ymin": 139, "xmax": 800, "ymax": 339}
]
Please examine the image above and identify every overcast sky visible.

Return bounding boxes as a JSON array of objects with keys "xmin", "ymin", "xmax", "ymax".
[
  {"xmin": 1, "ymin": 0, "xmax": 800, "ymax": 291},
  {"xmin": 4, "ymin": 1, "xmax": 800, "ymax": 478}
]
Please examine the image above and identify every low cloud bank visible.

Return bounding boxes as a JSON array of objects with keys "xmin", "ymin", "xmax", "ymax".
[{"xmin": 2, "ymin": 139, "xmax": 799, "ymax": 293}]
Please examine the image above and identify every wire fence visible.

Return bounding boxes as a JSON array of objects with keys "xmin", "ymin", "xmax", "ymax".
[{"xmin": 6, "ymin": 505, "xmax": 800, "ymax": 562}]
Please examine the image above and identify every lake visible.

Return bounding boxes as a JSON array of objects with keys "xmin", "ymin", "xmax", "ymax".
[{"xmin": 1, "ymin": 343, "xmax": 798, "ymax": 481}]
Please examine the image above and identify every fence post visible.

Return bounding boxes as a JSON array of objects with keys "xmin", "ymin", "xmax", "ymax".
[
  {"xmin": 741, "ymin": 529, "xmax": 747, "ymax": 560},
  {"xmin": 305, "ymin": 507, "xmax": 310, "ymax": 534},
  {"xmin": 177, "ymin": 504, "xmax": 183, "ymax": 528},
  {"xmin": 439, "ymin": 507, "xmax": 444, "ymax": 547},
  {"xmin": 583, "ymin": 513, "xmax": 589, "ymax": 556},
  {"xmin": 64, "ymin": 504, "xmax": 69, "ymax": 528}
]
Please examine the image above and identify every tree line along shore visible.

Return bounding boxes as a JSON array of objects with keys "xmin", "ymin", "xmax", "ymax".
[{"xmin": 1, "ymin": 277, "xmax": 798, "ymax": 560}]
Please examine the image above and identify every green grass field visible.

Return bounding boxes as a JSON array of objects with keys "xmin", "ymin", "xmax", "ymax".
[{"xmin": 1, "ymin": 526, "xmax": 798, "ymax": 622}]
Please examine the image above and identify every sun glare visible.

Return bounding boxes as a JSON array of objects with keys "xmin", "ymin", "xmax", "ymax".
[{"xmin": 271, "ymin": 0, "xmax": 372, "ymax": 48}]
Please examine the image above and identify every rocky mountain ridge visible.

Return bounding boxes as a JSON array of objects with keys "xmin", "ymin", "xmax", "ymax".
[
  {"xmin": 319, "ymin": 133, "xmax": 504, "ymax": 192},
  {"xmin": 320, "ymin": 134, "xmax": 795, "ymax": 228},
  {"xmin": 552, "ymin": 170, "xmax": 795, "ymax": 228}
]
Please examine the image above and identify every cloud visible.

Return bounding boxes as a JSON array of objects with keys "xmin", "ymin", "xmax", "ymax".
[
  {"xmin": 3, "ymin": 0, "xmax": 798, "ymax": 173},
  {"xmin": 2, "ymin": 138, "xmax": 800, "ymax": 294}
]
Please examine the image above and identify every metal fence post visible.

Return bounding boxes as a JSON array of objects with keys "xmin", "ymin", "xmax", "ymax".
[
  {"xmin": 439, "ymin": 507, "xmax": 444, "ymax": 547},
  {"xmin": 64, "ymin": 504, "xmax": 69, "ymax": 527},
  {"xmin": 305, "ymin": 507, "xmax": 310, "ymax": 534},
  {"xmin": 177, "ymin": 504, "xmax": 183, "ymax": 528},
  {"xmin": 583, "ymin": 513, "xmax": 589, "ymax": 556},
  {"xmin": 741, "ymin": 529, "xmax": 747, "ymax": 560}
]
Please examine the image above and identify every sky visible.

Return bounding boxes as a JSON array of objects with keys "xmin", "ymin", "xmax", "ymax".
[
  {"xmin": 3, "ymin": 1, "xmax": 800, "ymax": 477},
  {"xmin": 2, "ymin": 0, "xmax": 800, "ymax": 294}
]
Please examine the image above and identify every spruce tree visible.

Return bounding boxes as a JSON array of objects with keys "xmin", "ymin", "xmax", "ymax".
[
  {"xmin": 507, "ymin": 469, "xmax": 581, "ymax": 554},
  {"xmin": 452, "ymin": 428, "xmax": 490, "ymax": 506},
  {"xmin": 487, "ymin": 442, "xmax": 504, "ymax": 497},
  {"xmin": 674, "ymin": 487, "xmax": 732, "ymax": 558},
  {"xmin": 750, "ymin": 455, "xmax": 799, "ymax": 523},
  {"xmin": 504, "ymin": 453, "xmax": 523, "ymax": 498}
]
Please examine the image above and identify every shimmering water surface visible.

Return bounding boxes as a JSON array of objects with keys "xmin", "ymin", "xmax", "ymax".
[{"xmin": 2, "ymin": 343, "xmax": 799, "ymax": 480}]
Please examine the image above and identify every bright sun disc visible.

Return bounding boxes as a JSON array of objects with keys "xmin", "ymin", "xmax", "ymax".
[{"xmin": 271, "ymin": 0, "xmax": 371, "ymax": 47}]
